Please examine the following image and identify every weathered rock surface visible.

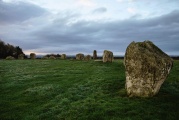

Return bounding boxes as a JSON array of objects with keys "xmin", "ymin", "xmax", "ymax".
[
  {"xmin": 103, "ymin": 50, "xmax": 113, "ymax": 62},
  {"xmin": 18, "ymin": 54, "xmax": 24, "ymax": 59},
  {"xmin": 93, "ymin": 50, "xmax": 97, "ymax": 60},
  {"xmin": 85, "ymin": 55, "xmax": 91, "ymax": 61},
  {"xmin": 61, "ymin": 54, "xmax": 66, "ymax": 59},
  {"xmin": 6, "ymin": 56, "xmax": 15, "ymax": 60},
  {"xmin": 124, "ymin": 40, "xmax": 173, "ymax": 97},
  {"xmin": 49, "ymin": 56, "xmax": 56, "ymax": 59},
  {"xmin": 76, "ymin": 53, "xmax": 84, "ymax": 60},
  {"xmin": 30, "ymin": 53, "xmax": 36, "ymax": 59}
]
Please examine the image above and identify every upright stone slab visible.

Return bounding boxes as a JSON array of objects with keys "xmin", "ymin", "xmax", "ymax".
[
  {"xmin": 49, "ymin": 56, "xmax": 56, "ymax": 59},
  {"xmin": 85, "ymin": 55, "xmax": 91, "ymax": 61},
  {"xmin": 76, "ymin": 53, "xmax": 84, "ymax": 60},
  {"xmin": 30, "ymin": 53, "xmax": 36, "ymax": 59},
  {"xmin": 18, "ymin": 54, "xmax": 24, "ymax": 59},
  {"xmin": 93, "ymin": 50, "xmax": 97, "ymax": 60},
  {"xmin": 103, "ymin": 50, "xmax": 113, "ymax": 62},
  {"xmin": 6, "ymin": 56, "xmax": 15, "ymax": 60},
  {"xmin": 61, "ymin": 54, "xmax": 66, "ymax": 59},
  {"xmin": 124, "ymin": 40, "xmax": 173, "ymax": 97}
]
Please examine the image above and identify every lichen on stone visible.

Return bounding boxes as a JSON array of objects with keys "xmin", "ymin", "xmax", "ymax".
[
  {"xmin": 124, "ymin": 40, "xmax": 173, "ymax": 97},
  {"xmin": 103, "ymin": 50, "xmax": 113, "ymax": 63}
]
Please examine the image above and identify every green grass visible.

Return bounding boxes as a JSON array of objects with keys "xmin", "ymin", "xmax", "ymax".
[{"xmin": 0, "ymin": 59, "xmax": 179, "ymax": 120}]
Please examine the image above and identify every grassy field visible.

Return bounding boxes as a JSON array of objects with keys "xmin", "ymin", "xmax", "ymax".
[{"xmin": 0, "ymin": 59, "xmax": 179, "ymax": 120}]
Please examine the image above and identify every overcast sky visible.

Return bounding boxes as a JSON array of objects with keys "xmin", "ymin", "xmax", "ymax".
[{"xmin": 0, "ymin": 0, "xmax": 179, "ymax": 56}]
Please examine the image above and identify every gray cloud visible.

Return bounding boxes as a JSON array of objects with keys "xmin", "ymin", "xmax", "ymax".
[
  {"xmin": 29, "ymin": 10, "xmax": 179, "ymax": 55},
  {"xmin": 92, "ymin": 7, "xmax": 107, "ymax": 14},
  {"xmin": 0, "ymin": 5, "xmax": 179, "ymax": 55},
  {"xmin": 0, "ymin": 1, "xmax": 47, "ymax": 24}
]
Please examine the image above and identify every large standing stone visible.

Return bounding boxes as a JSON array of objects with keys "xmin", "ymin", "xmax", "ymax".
[
  {"xmin": 103, "ymin": 50, "xmax": 113, "ymax": 62},
  {"xmin": 76, "ymin": 53, "xmax": 84, "ymax": 60},
  {"xmin": 124, "ymin": 40, "xmax": 173, "ymax": 97},
  {"xmin": 93, "ymin": 50, "xmax": 97, "ymax": 60},
  {"xmin": 30, "ymin": 53, "xmax": 36, "ymax": 59},
  {"xmin": 61, "ymin": 54, "xmax": 66, "ymax": 59}
]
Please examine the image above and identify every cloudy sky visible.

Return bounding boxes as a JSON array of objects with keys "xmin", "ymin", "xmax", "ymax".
[{"xmin": 0, "ymin": 0, "xmax": 179, "ymax": 56}]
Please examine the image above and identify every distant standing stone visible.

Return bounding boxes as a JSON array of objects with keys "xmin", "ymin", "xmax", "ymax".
[
  {"xmin": 49, "ymin": 56, "xmax": 56, "ymax": 59},
  {"xmin": 30, "ymin": 53, "xmax": 36, "ymax": 59},
  {"xmin": 61, "ymin": 54, "xmax": 66, "ymax": 59},
  {"xmin": 6, "ymin": 56, "xmax": 15, "ymax": 60},
  {"xmin": 103, "ymin": 50, "xmax": 113, "ymax": 62},
  {"xmin": 124, "ymin": 40, "xmax": 173, "ymax": 97},
  {"xmin": 18, "ymin": 54, "xmax": 24, "ymax": 59},
  {"xmin": 76, "ymin": 53, "xmax": 84, "ymax": 60},
  {"xmin": 93, "ymin": 50, "xmax": 97, "ymax": 60},
  {"xmin": 85, "ymin": 55, "xmax": 91, "ymax": 61}
]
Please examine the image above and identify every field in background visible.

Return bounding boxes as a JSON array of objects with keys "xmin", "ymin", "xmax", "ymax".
[{"xmin": 0, "ymin": 60, "xmax": 179, "ymax": 120}]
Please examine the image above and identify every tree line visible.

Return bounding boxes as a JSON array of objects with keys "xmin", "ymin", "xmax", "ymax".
[{"xmin": 0, "ymin": 39, "xmax": 25, "ymax": 59}]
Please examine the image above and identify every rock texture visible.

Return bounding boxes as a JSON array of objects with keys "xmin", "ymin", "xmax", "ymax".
[
  {"xmin": 76, "ymin": 53, "xmax": 84, "ymax": 60},
  {"xmin": 18, "ymin": 54, "xmax": 24, "ymax": 59},
  {"xmin": 124, "ymin": 40, "xmax": 173, "ymax": 97},
  {"xmin": 49, "ymin": 56, "xmax": 56, "ymax": 59},
  {"xmin": 103, "ymin": 50, "xmax": 113, "ymax": 62},
  {"xmin": 6, "ymin": 56, "xmax": 15, "ymax": 60},
  {"xmin": 30, "ymin": 53, "xmax": 36, "ymax": 59},
  {"xmin": 85, "ymin": 55, "xmax": 91, "ymax": 61},
  {"xmin": 61, "ymin": 54, "xmax": 66, "ymax": 59},
  {"xmin": 93, "ymin": 50, "xmax": 97, "ymax": 60}
]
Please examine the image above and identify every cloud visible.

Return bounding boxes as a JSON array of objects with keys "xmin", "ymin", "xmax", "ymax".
[
  {"xmin": 78, "ymin": 0, "xmax": 95, "ymax": 7},
  {"xmin": 92, "ymin": 7, "xmax": 107, "ymax": 14},
  {"xmin": 116, "ymin": 0, "xmax": 124, "ymax": 2},
  {"xmin": 116, "ymin": 0, "xmax": 134, "ymax": 3},
  {"xmin": 13, "ymin": 9, "xmax": 177, "ymax": 55},
  {"xmin": 127, "ymin": 8, "xmax": 137, "ymax": 14},
  {"xmin": 0, "ymin": 1, "xmax": 47, "ymax": 24},
  {"xmin": 0, "ymin": 0, "xmax": 179, "ymax": 56}
]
